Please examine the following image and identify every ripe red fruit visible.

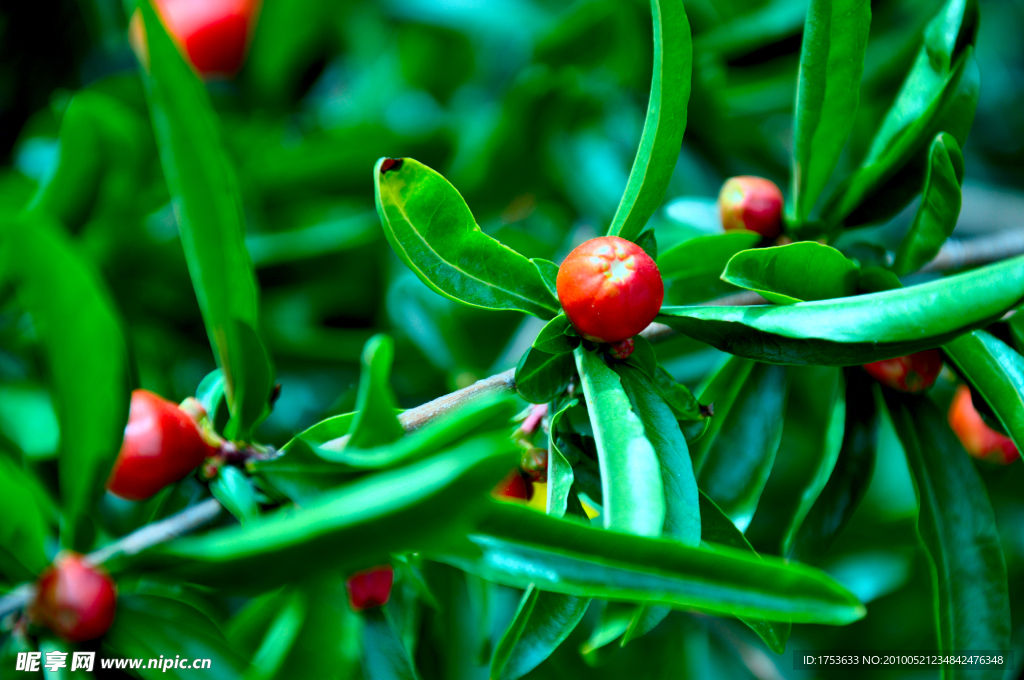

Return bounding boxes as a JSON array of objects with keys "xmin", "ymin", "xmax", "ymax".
[
  {"xmin": 107, "ymin": 390, "xmax": 218, "ymax": 501},
  {"xmin": 30, "ymin": 553, "xmax": 117, "ymax": 642},
  {"xmin": 863, "ymin": 350, "xmax": 943, "ymax": 393},
  {"xmin": 346, "ymin": 565, "xmax": 394, "ymax": 612},
  {"xmin": 556, "ymin": 236, "xmax": 664, "ymax": 343},
  {"xmin": 130, "ymin": 0, "xmax": 261, "ymax": 77},
  {"xmin": 494, "ymin": 469, "xmax": 534, "ymax": 501},
  {"xmin": 948, "ymin": 385, "xmax": 1019, "ymax": 465},
  {"xmin": 718, "ymin": 176, "xmax": 784, "ymax": 238}
]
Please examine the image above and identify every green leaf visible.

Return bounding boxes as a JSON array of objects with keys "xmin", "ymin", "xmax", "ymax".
[
  {"xmin": 788, "ymin": 369, "xmax": 878, "ymax": 563},
  {"xmin": 249, "ymin": 437, "xmax": 355, "ymax": 504},
  {"xmin": 0, "ymin": 457, "xmax": 51, "ymax": 581},
  {"xmin": 652, "ymin": 368, "xmax": 703, "ymax": 421},
  {"xmin": 531, "ymin": 258, "xmax": 560, "ymax": 302},
  {"xmin": 125, "ymin": 433, "xmax": 519, "ymax": 589},
  {"xmin": 490, "ymin": 585, "xmax": 590, "ymax": 680},
  {"xmin": 361, "ymin": 608, "xmax": 420, "ymax": 680},
  {"xmin": 607, "ymin": 0, "xmax": 692, "ymax": 242},
  {"xmin": 689, "ymin": 356, "xmax": 756, "ymax": 468},
  {"xmin": 721, "ymin": 242, "xmax": 860, "ymax": 305},
  {"xmin": 546, "ymin": 397, "xmax": 579, "ymax": 519},
  {"xmin": 574, "ymin": 346, "xmax": 665, "ymax": 537},
  {"xmin": 790, "ymin": 0, "xmax": 871, "ymax": 222},
  {"xmin": 440, "ymin": 502, "xmax": 865, "ymax": 625},
  {"xmin": 533, "ymin": 314, "xmax": 575, "ymax": 355},
  {"xmin": 348, "ymin": 335, "xmax": 405, "ymax": 450},
  {"xmin": 822, "ymin": 0, "xmax": 979, "ymax": 226},
  {"xmin": 210, "ymin": 466, "xmax": 260, "ymax": 524},
  {"xmin": 657, "ymin": 256, "xmax": 1024, "ymax": 365},
  {"xmin": 746, "ymin": 367, "xmax": 846, "ymax": 556},
  {"xmin": 892, "ymin": 133, "xmax": 965, "ymax": 275},
  {"xmin": 698, "ymin": 493, "xmax": 791, "ymax": 654},
  {"xmin": 696, "ymin": 363, "xmax": 789, "ymax": 528},
  {"xmin": 104, "ymin": 594, "xmax": 248, "ymax": 679},
  {"xmin": 617, "ymin": 366, "xmax": 700, "ymax": 546},
  {"xmin": 657, "ymin": 232, "xmax": 761, "ymax": 304},
  {"xmin": 138, "ymin": 0, "xmax": 273, "ymax": 439},
  {"xmin": 374, "ymin": 157, "xmax": 558, "ymax": 319},
  {"xmin": 943, "ymin": 331, "xmax": 1024, "ymax": 455},
  {"xmin": 246, "ymin": 590, "xmax": 307, "ymax": 680},
  {"xmin": 0, "ymin": 215, "xmax": 129, "ymax": 550},
  {"xmin": 635, "ymin": 229, "xmax": 658, "ymax": 261},
  {"xmin": 883, "ymin": 392, "xmax": 1010, "ymax": 671},
  {"xmin": 515, "ymin": 347, "xmax": 575, "ymax": 404}
]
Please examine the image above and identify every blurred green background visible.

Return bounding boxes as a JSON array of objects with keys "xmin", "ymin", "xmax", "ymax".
[{"xmin": 1, "ymin": 0, "xmax": 1023, "ymax": 676}]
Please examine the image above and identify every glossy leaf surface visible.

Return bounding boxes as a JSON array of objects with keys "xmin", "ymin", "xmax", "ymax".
[{"xmin": 722, "ymin": 242, "xmax": 860, "ymax": 304}]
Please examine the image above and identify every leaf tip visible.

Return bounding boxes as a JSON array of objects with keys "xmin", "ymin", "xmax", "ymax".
[{"xmin": 379, "ymin": 158, "xmax": 404, "ymax": 174}]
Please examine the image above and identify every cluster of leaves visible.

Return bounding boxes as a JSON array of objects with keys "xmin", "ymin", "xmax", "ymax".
[{"xmin": 0, "ymin": 0, "xmax": 1022, "ymax": 679}]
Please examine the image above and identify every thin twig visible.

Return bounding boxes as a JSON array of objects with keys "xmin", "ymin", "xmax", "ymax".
[{"xmin": 0, "ymin": 499, "xmax": 223, "ymax": 620}]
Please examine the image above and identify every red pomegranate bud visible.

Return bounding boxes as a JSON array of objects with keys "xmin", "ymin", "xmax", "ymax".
[
  {"xmin": 948, "ymin": 385, "xmax": 1020, "ymax": 465},
  {"xmin": 718, "ymin": 176, "xmax": 784, "ymax": 239},
  {"xmin": 130, "ymin": 0, "xmax": 261, "ymax": 78},
  {"xmin": 30, "ymin": 553, "xmax": 117, "ymax": 642},
  {"xmin": 493, "ymin": 469, "xmax": 534, "ymax": 501},
  {"xmin": 863, "ymin": 350, "xmax": 942, "ymax": 393},
  {"xmin": 346, "ymin": 565, "xmax": 394, "ymax": 612},
  {"xmin": 608, "ymin": 338, "xmax": 635, "ymax": 360},
  {"xmin": 107, "ymin": 389, "xmax": 219, "ymax": 501},
  {"xmin": 556, "ymin": 236, "xmax": 664, "ymax": 343}
]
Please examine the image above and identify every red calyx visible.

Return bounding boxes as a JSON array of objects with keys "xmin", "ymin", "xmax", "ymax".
[
  {"xmin": 131, "ymin": 0, "xmax": 260, "ymax": 77},
  {"xmin": 948, "ymin": 385, "xmax": 1020, "ymax": 465},
  {"xmin": 494, "ymin": 468, "xmax": 534, "ymax": 501},
  {"xmin": 107, "ymin": 389, "xmax": 219, "ymax": 501},
  {"xmin": 30, "ymin": 553, "xmax": 117, "ymax": 643},
  {"xmin": 863, "ymin": 350, "xmax": 943, "ymax": 393},
  {"xmin": 718, "ymin": 176, "xmax": 784, "ymax": 239},
  {"xmin": 608, "ymin": 338, "xmax": 635, "ymax": 360},
  {"xmin": 555, "ymin": 236, "xmax": 664, "ymax": 343},
  {"xmin": 346, "ymin": 565, "xmax": 394, "ymax": 612}
]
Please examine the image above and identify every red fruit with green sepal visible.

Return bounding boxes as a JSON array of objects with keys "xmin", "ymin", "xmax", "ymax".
[
  {"xmin": 556, "ymin": 236, "xmax": 664, "ymax": 343},
  {"xmin": 107, "ymin": 389, "xmax": 219, "ymax": 501},
  {"xmin": 863, "ymin": 350, "xmax": 943, "ymax": 393},
  {"xmin": 30, "ymin": 553, "xmax": 117, "ymax": 643},
  {"xmin": 346, "ymin": 565, "xmax": 394, "ymax": 612},
  {"xmin": 718, "ymin": 176, "xmax": 784, "ymax": 239}
]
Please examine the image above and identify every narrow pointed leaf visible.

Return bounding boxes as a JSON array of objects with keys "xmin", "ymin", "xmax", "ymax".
[
  {"xmin": 823, "ymin": 0, "xmax": 979, "ymax": 226},
  {"xmin": 439, "ymin": 502, "xmax": 865, "ymax": 625},
  {"xmin": 722, "ymin": 242, "xmax": 860, "ymax": 304},
  {"xmin": 788, "ymin": 369, "xmax": 878, "ymax": 562},
  {"xmin": 138, "ymin": 0, "xmax": 272, "ymax": 438},
  {"xmin": 746, "ymin": 366, "xmax": 846, "ymax": 555},
  {"xmin": 0, "ymin": 215, "xmax": 129, "ymax": 550},
  {"xmin": 361, "ymin": 608, "xmax": 420, "ymax": 680},
  {"xmin": 374, "ymin": 157, "xmax": 558, "ymax": 318},
  {"xmin": 893, "ymin": 133, "xmax": 965, "ymax": 275},
  {"xmin": 883, "ymin": 392, "xmax": 1010, "ymax": 673},
  {"xmin": 657, "ymin": 256, "xmax": 1024, "ymax": 365},
  {"xmin": 607, "ymin": 0, "xmax": 692, "ymax": 242},
  {"xmin": 515, "ymin": 347, "xmax": 575, "ymax": 404},
  {"xmin": 0, "ymin": 457, "xmax": 51, "ymax": 581},
  {"xmin": 617, "ymin": 365, "xmax": 700, "ymax": 546},
  {"xmin": 490, "ymin": 586, "xmax": 590, "ymax": 680},
  {"xmin": 944, "ymin": 330, "xmax": 1024, "ymax": 454},
  {"xmin": 698, "ymin": 493, "xmax": 791, "ymax": 654},
  {"xmin": 697, "ymin": 363, "xmax": 789, "ymax": 528},
  {"xmin": 546, "ymin": 397, "xmax": 578, "ymax": 519},
  {"xmin": 574, "ymin": 346, "xmax": 665, "ymax": 537},
  {"xmin": 348, "ymin": 335, "xmax": 405, "ymax": 450},
  {"xmin": 790, "ymin": 0, "xmax": 871, "ymax": 222},
  {"xmin": 689, "ymin": 356, "xmax": 756, "ymax": 469}
]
